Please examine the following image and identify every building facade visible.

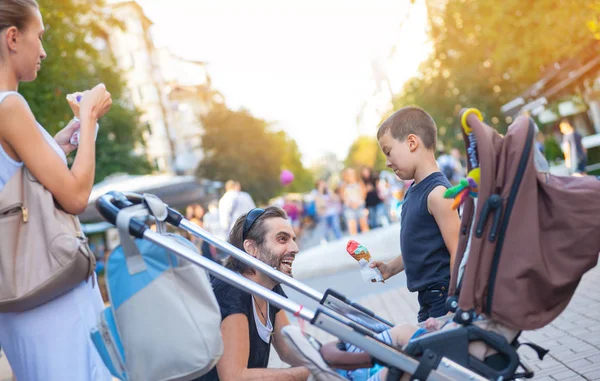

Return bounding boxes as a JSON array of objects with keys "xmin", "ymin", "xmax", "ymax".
[{"xmin": 98, "ymin": 1, "xmax": 177, "ymax": 172}]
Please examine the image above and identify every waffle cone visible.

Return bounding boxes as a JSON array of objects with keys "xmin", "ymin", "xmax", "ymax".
[{"xmin": 352, "ymin": 252, "xmax": 371, "ymax": 262}]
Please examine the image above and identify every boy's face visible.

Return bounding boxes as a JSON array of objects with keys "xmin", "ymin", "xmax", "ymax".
[{"xmin": 378, "ymin": 131, "xmax": 415, "ymax": 180}]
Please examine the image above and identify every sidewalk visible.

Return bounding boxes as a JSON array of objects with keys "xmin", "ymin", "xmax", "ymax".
[
  {"xmin": 293, "ymin": 223, "xmax": 401, "ymax": 280},
  {"xmin": 270, "ymin": 256, "xmax": 600, "ymax": 380}
]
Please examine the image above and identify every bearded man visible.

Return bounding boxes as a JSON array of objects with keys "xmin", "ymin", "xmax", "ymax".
[{"xmin": 197, "ymin": 206, "xmax": 310, "ymax": 381}]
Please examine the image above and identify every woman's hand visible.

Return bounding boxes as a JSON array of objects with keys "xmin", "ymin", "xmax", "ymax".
[
  {"xmin": 79, "ymin": 83, "xmax": 112, "ymax": 122},
  {"xmin": 53, "ymin": 119, "xmax": 80, "ymax": 155}
]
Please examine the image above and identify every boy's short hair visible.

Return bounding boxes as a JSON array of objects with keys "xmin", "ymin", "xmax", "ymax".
[{"xmin": 377, "ymin": 106, "xmax": 437, "ymax": 150}]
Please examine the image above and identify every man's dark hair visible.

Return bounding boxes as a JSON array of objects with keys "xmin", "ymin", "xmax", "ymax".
[
  {"xmin": 223, "ymin": 206, "xmax": 288, "ymax": 274},
  {"xmin": 377, "ymin": 106, "xmax": 438, "ymax": 150}
]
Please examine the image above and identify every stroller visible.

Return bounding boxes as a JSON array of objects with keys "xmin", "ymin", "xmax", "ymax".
[
  {"xmin": 96, "ymin": 191, "xmax": 487, "ymax": 381},
  {"xmin": 95, "ymin": 108, "xmax": 600, "ymax": 380}
]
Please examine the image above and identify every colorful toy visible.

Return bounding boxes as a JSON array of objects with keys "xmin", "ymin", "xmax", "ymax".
[{"xmin": 444, "ymin": 108, "xmax": 483, "ymax": 210}]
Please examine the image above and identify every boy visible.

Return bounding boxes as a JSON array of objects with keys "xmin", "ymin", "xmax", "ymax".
[{"xmin": 370, "ymin": 106, "xmax": 461, "ymax": 322}]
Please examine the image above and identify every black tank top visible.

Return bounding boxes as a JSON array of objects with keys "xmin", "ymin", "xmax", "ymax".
[{"xmin": 400, "ymin": 172, "xmax": 452, "ymax": 292}]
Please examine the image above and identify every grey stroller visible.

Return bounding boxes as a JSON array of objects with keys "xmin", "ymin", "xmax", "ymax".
[{"xmin": 96, "ymin": 191, "xmax": 522, "ymax": 381}]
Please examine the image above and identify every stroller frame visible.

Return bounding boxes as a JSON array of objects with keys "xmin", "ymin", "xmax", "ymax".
[
  {"xmin": 180, "ymin": 215, "xmax": 394, "ymax": 333},
  {"xmin": 118, "ymin": 191, "xmax": 393, "ymax": 334},
  {"xmin": 97, "ymin": 191, "xmax": 487, "ymax": 381}
]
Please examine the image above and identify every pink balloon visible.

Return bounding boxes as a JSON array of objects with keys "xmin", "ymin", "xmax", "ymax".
[{"xmin": 280, "ymin": 170, "xmax": 294, "ymax": 186}]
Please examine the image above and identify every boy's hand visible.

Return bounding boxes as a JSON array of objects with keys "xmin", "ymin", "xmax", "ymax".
[
  {"xmin": 370, "ymin": 261, "xmax": 393, "ymax": 280},
  {"xmin": 370, "ymin": 255, "xmax": 404, "ymax": 280},
  {"xmin": 424, "ymin": 318, "xmax": 442, "ymax": 331}
]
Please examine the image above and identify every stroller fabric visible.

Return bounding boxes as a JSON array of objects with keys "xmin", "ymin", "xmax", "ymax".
[
  {"xmin": 91, "ymin": 203, "xmax": 223, "ymax": 381},
  {"xmin": 451, "ymin": 113, "xmax": 600, "ymax": 330}
]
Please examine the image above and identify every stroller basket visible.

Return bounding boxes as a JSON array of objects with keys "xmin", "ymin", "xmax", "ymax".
[{"xmin": 96, "ymin": 191, "xmax": 487, "ymax": 381}]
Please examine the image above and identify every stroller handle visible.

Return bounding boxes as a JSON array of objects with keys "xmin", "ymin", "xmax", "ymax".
[
  {"xmin": 180, "ymin": 218, "xmax": 325, "ymax": 302},
  {"xmin": 95, "ymin": 191, "xmax": 184, "ymax": 238}
]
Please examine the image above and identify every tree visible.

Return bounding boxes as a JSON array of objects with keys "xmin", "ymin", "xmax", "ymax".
[
  {"xmin": 196, "ymin": 104, "xmax": 313, "ymax": 204},
  {"xmin": 344, "ymin": 136, "xmax": 387, "ymax": 171},
  {"xmin": 393, "ymin": 0, "xmax": 595, "ymax": 149},
  {"xmin": 274, "ymin": 131, "xmax": 315, "ymax": 194},
  {"xmin": 20, "ymin": 0, "xmax": 153, "ymax": 182}
]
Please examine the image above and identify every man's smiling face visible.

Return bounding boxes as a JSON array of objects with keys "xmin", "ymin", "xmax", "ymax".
[{"xmin": 257, "ymin": 217, "xmax": 298, "ymax": 277}]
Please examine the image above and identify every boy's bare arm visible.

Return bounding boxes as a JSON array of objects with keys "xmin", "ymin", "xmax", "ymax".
[
  {"xmin": 428, "ymin": 186, "xmax": 461, "ymax": 274},
  {"xmin": 370, "ymin": 254, "xmax": 404, "ymax": 280}
]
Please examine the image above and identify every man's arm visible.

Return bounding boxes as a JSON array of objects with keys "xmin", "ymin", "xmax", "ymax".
[
  {"xmin": 216, "ymin": 314, "xmax": 309, "ymax": 381},
  {"xmin": 272, "ymin": 310, "xmax": 306, "ymax": 367},
  {"xmin": 562, "ymin": 140, "xmax": 572, "ymax": 168},
  {"xmin": 428, "ymin": 186, "xmax": 461, "ymax": 274}
]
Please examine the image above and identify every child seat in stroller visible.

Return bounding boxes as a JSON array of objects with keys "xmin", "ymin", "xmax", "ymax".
[{"xmin": 96, "ymin": 192, "xmax": 487, "ymax": 381}]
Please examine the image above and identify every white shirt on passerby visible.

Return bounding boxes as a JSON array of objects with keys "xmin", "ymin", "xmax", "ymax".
[
  {"xmin": 203, "ymin": 208, "xmax": 226, "ymax": 241},
  {"xmin": 219, "ymin": 190, "xmax": 256, "ymax": 234}
]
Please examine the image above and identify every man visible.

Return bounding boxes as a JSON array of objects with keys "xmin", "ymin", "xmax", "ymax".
[
  {"xmin": 198, "ymin": 206, "xmax": 309, "ymax": 381},
  {"xmin": 559, "ymin": 119, "xmax": 588, "ymax": 175},
  {"xmin": 219, "ymin": 180, "xmax": 256, "ymax": 234}
]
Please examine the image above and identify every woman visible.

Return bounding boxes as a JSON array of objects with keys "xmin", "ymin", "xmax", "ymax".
[
  {"xmin": 341, "ymin": 168, "xmax": 369, "ymax": 235},
  {"xmin": 360, "ymin": 166, "xmax": 387, "ymax": 229},
  {"xmin": 0, "ymin": 1, "xmax": 112, "ymax": 379},
  {"xmin": 314, "ymin": 179, "xmax": 342, "ymax": 241}
]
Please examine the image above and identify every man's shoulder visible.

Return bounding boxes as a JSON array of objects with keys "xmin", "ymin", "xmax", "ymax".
[
  {"xmin": 212, "ymin": 277, "xmax": 247, "ymax": 302},
  {"xmin": 211, "ymin": 277, "xmax": 251, "ymax": 319},
  {"xmin": 240, "ymin": 191, "xmax": 255, "ymax": 203},
  {"xmin": 219, "ymin": 191, "xmax": 235, "ymax": 202}
]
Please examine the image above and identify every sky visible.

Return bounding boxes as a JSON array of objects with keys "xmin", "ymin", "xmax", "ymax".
[{"xmin": 134, "ymin": 0, "xmax": 431, "ymax": 165}]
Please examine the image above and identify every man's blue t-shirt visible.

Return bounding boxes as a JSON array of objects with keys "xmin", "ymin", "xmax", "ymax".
[{"xmin": 400, "ymin": 172, "xmax": 452, "ymax": 292}]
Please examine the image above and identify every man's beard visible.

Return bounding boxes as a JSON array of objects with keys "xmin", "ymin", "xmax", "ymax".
[
  {"xmin": 258, "ymin": 246, "xmax": 293, "ymax": 277},
  {"xmin": 258, "ymin": 246, "xmax": 280, "ymax": 270}
]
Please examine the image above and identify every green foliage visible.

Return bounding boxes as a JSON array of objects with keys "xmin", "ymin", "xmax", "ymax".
[
  {"xmin": 586, "ymin": 1, "xmax": 600, "ymax": 39},
  {"xmin": 344, "ymin": 136, "xmax": 387, "ymax": 171},
  {"xmin": 196, "ymin": 104, "xmax": 313, "ymax": 204},
  {"xmin": 393, "ymin": 0, "xmax": 595, "ymax": 149},
  {"xmin": 19, "ymin": 0, "xmax": 153, "ymax": 182},
  {"xmin": 275, "ymin": 131, "xmax": 315, "ymax": 194},
  {"xmin": 587, "ymin": 146, "xmax": 600, "ymax": 168},
  {"xmin": 543, "ymin": 136, "xmax": 564, "ymax": 163}
]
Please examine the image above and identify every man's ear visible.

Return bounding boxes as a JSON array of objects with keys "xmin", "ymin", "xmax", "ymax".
[
  {"xmin": 407, "ymin": 134, "xmax": 419, "ymax": 152},
  {"xmin": 5, "ymin": 26, "xmax": 19, "ymax": 54},
  {"xmin": 243, "ymin": 239, "xmax": 258, "ymax": 257}
]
